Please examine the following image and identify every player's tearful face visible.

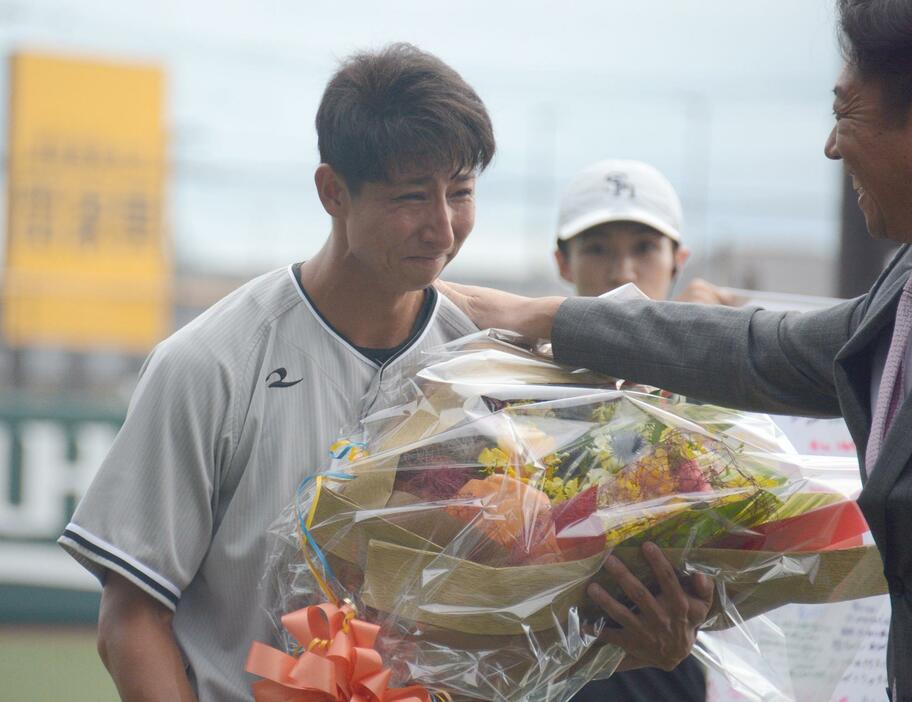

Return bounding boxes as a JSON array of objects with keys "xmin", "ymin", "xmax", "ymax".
[{"xmin": 345, "ymin": 169, "xmax": 476, "ymax": 291}]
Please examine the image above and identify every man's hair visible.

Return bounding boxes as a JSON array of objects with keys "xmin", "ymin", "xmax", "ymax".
[
  {"xmin": 838, "ymin": 0, "xmax": 912, "ymax": 122},
  {"xmin": 316, "ymin": 43, "xmax": 495, "ymax": 193}
]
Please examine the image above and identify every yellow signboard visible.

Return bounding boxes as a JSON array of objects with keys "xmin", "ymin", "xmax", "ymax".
[{"xmin": 3, "ymin": 52, "xmax": 170, "ymax": 352}]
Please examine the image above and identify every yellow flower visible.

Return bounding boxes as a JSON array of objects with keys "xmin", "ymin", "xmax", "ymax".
[
  {"xmin": 604, "ymin": 515, "xmax": 655, "ymax": 547},
  {"xmin": 478, "ymin": 447, "xmax": 510, "ymax": 473},
  {"xmin": 542, "ymin": 476, "xmax": 566, "ymax": 502},
  {"xmin": 592, "ymin": 403, "xmax": 618, "ymax": 424},
  {"xmin": 539, "ymin": 475, "xmax": 581, "ymax": 503},
  {"xmin": 596, "ymin": 452, "xmax": 622, "ymax": 473},
  {"xmin": 723, "ymin": 473, "xmax": 779, "ymax": 491},
  {"xmin": 606, "ymin": 473, "xmax": 642, "ymax": 503},
  {"xmin": 626, "ymin": 452, "xmax": 675, "ymax": 498}
]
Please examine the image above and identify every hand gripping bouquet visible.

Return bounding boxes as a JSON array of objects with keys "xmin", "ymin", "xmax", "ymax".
[{"xmin": 248, "ymin": 331, "xmax": 887, "ymax": 702}]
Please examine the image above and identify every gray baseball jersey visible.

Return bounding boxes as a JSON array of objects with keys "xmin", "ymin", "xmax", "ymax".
[{"xmin": 58, "ymin": 265, "xmax": 477, "ymax": 701}]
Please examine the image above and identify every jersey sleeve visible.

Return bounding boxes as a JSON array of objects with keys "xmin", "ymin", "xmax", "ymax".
[{"xmin": 58, "ymin": 334, "xmax": 237, "ymax": 609}]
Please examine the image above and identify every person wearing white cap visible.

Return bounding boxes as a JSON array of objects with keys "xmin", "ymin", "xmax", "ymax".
[
  {"xmin": 554, "ymin": 159, "xmax": 736, "ymax": 305},
  {"xmin": 556, "ymin": 160, "xmax": 714, "ymax": 702}
]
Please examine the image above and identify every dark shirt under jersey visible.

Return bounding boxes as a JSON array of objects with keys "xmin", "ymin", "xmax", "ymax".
[
  {"xmin": 351, "ymin": 287, "xmax": 436, "ymax": 364},
  {"xmin": 292, "ymin": 262, "xmax": 437, "ymax": 366},
  {"xmin": 572, "ymin": 657, "xmax": 705, "ymax": 702}
]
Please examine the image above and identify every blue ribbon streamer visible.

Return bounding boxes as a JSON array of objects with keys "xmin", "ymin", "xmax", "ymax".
[{"xmin": 295, "ymin": 471, "xmax": 354, "ymax": 599}]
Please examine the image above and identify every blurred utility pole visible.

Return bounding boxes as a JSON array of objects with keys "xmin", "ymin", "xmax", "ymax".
[{"xmin": 838, "ymin": 168, "xmax": 898, "ymax": 298}]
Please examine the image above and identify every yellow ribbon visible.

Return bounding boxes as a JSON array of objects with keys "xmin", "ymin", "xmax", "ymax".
[{"xmin": 300, "ymin": 474, "xmax": 340, "ymax": 605}]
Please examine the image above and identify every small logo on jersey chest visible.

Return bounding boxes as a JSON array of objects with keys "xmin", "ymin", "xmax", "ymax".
[{"xmin": 265, "ymin": 367, "xmax": 303, "ymax": 388}]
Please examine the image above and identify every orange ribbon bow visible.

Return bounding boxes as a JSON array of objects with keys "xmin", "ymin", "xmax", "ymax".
[{"xmin": 246, "ymin": 602, "xmax": 433, "ymax": 702}]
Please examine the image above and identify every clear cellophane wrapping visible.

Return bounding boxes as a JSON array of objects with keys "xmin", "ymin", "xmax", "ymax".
[{"xmin": 257, "ymin": 330, "xmax": 886, "ymax": 702}]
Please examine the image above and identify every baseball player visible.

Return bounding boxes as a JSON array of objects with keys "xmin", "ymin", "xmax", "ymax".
[{"xmin": 59, "ymin": 43, "xmax": 494, "ymax": 701}]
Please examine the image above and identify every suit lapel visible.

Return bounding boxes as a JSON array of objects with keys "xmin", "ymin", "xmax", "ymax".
[
  {"xmin": 846, "ymin": 261, "xmax": 912, "ymax": 544},
  {"xmin": 834, "ymin": 277, "xmax": 905, "ymax": 481},
  {"xmin": 833, "ymin": 360, "xmax": 873, "ymax": 480},
  {"xmin": 836, "ymin": 273, "xmax": 906, "ymax": 363}
]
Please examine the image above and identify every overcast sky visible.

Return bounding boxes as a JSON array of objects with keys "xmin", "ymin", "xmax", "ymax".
[{"xmin": 0, "ymin": 0, "xmax": 844, "ymax": 285}]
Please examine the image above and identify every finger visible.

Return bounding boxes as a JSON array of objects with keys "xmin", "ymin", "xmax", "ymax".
[
  {"xmin": 601, "ymin": 555, "xmax": 666, "ymax": 628},
  {"xmin": 587, "ymin": 582, "xmax": 642, "ymax": 633},
  {"xmin": 441, "ymin": 280, "xmax": 485, "ymax": 297},
  {"xmin": 642, "ymin": 543, "xmax": 688, "ymax": 614},
  {"xmin": 433, "ymin": 280, "xmax": 474, "ymax": 318},
  {"xmin": 433, "ymin": 279, "xmax": 463, "ymax": 302},
  {"xmin": 720, "ymin": 289, "xmax": 745, "ymax": 307},
  {"xmin": 595, "ymin": 624, "xmax": 632, "ymax": 650},
  {"xmin": 688, "ymin": 572, "xmax": 715, "ymax": 607}
]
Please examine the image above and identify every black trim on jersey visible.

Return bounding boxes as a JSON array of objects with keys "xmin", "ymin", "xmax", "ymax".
[
  {"xmin": 352, "ymin": 288, "xmax": 435, "ymax": 365},
  {"xmin": 62, "ymin": 528, "xmax": 180, "ymax": 607},
  {"xmin": 291, "ymin": 262, "xmax": 438, "ymax": 367}
]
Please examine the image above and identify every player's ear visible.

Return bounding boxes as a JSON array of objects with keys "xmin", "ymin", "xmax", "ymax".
[
  {"xmin": 555, "ymin": 247, "xmax": 575, "ymax": 284},
  {"xmin": 314, "ymin": 164, "xmax": 350, "ymax": 218},
  {"xmin": 672, "ymin": 244, "xmax": 691, "ymax": 278}
]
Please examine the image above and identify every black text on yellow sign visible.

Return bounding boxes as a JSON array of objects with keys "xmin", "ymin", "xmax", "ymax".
[{"xmin": 3, "ymin": 52, "xmax": 170, "ymax": 353}]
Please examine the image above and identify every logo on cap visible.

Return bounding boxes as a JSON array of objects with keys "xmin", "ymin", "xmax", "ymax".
[{"xmin": 604, "ymin": 172, "xmax": 635, "ymax": 199}]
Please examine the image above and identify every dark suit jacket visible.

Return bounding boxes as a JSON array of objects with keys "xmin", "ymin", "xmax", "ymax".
[{"xmin": 551, "ymin": 244, "xmax": 912, "ymax": 700}]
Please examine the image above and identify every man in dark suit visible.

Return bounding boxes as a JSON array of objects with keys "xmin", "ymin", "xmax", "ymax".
[{"xmin": 440, "ymin": 1, "xmax": 912, "ymax": 698}]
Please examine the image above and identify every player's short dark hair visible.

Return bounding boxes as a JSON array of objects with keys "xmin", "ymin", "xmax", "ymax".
[
  {"xmin": 316, "ymin": 43, "xmax": 495, "ymax": 193},
  {"xmin": 838, "ymin": 0, "xmax": 912, "ymax": 123}
]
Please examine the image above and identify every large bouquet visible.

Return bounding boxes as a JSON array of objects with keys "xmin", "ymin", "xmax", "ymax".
[{"xmin": 248, "ymin": 331, "xmax": 886, "ymax": 702}]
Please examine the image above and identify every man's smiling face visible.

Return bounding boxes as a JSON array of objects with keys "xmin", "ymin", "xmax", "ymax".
[{"xmin": 825, "ymin": 64, "xmax": 912, "ymax": 242}]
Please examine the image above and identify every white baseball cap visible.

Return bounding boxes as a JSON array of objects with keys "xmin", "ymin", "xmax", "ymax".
[{"xmin": 556, "ymin": 159, "xmax": 684, "ymax": 244}]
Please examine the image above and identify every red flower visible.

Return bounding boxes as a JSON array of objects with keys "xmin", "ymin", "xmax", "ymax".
[
  {"xmin": 553, "ymin": 486, "xmax": 598, "ymax": 533},
  {"xmin": 673, "ymin": 459, "xmax": 711, "ymax": 493},
  {"xmin": 397, "ymin": 466, "xmax": 476, "ymax": 500},
  {"xmin": 552, "ymin": 486, "xmax": 605, "ymax": 560}
]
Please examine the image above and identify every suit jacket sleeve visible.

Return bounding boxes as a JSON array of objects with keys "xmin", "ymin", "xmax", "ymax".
[{"xmin": 551, "ymin": 295, "xmax": 866, "ymax": 417}]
